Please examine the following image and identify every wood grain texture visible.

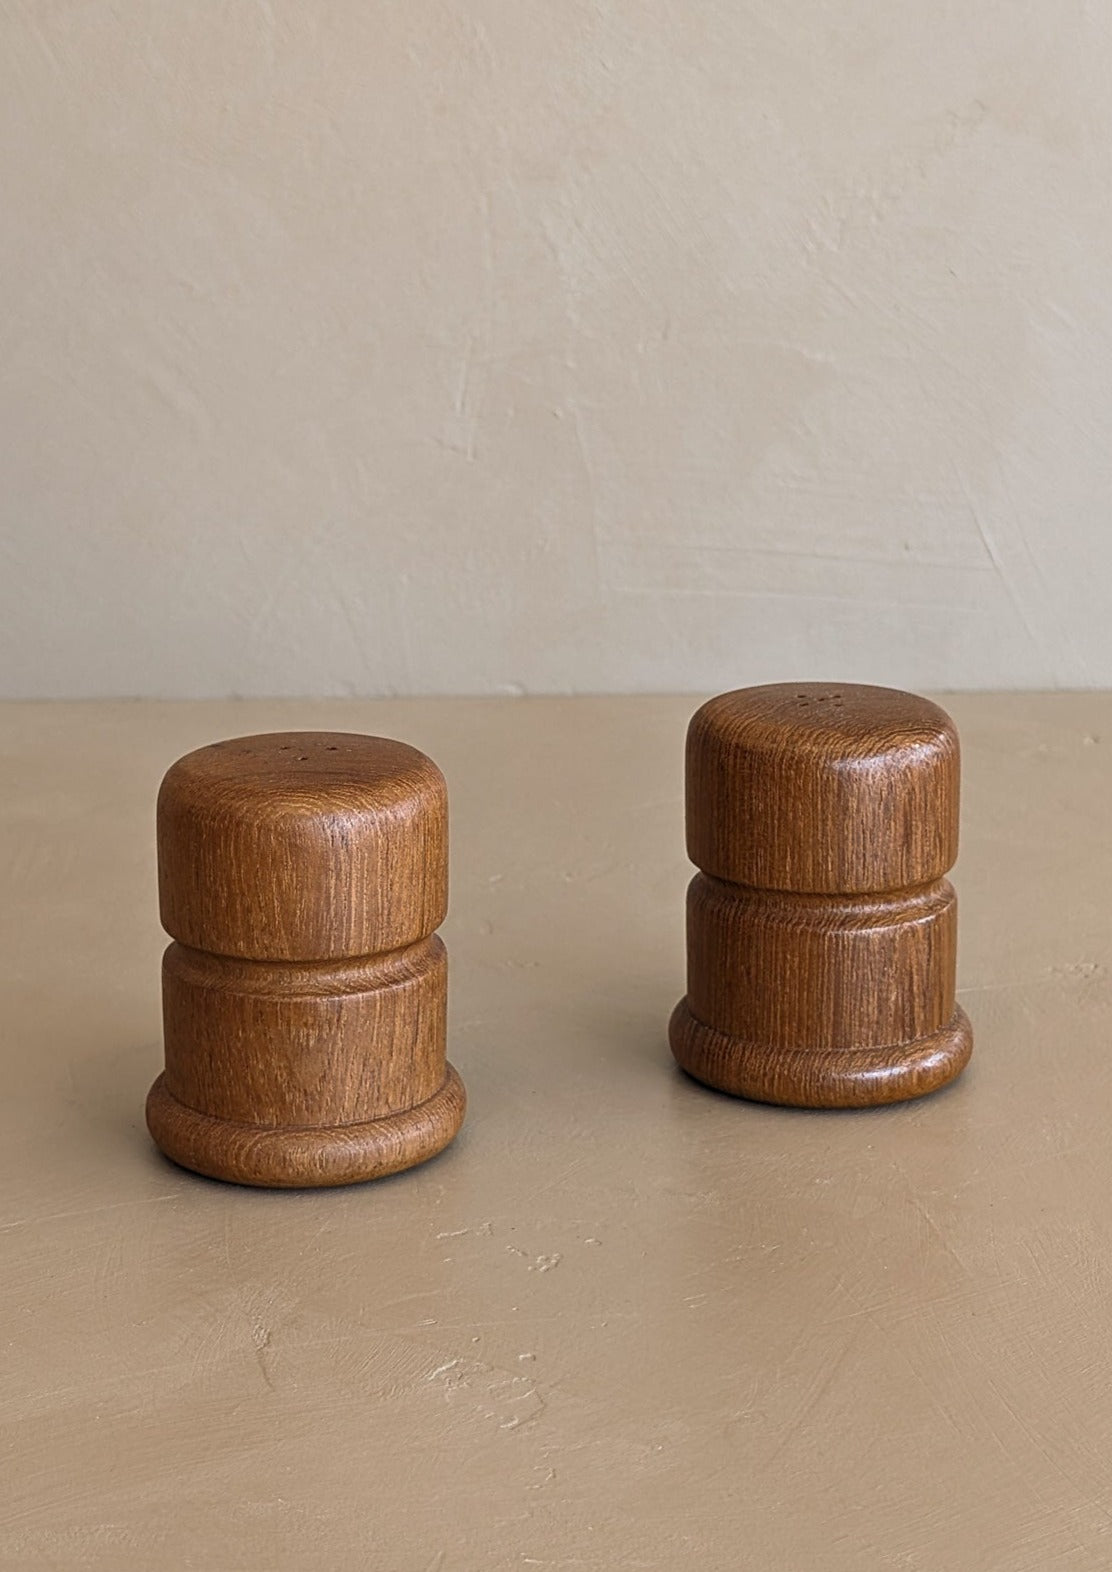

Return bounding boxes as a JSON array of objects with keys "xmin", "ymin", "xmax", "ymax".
[
  {"xmin": 146, "ymin": 731, "xmax": 465, "ymax": 1186},
  {"xmin": 670, "ymin": 683, "xmax": 972, "ymax": 1107},
  {"xmin": 145, "ymin": 1066, "xmax": 466, "ymax": 1190},
  {"xmin": 685, "ymin": 683, "xmax": 960, "ymax": 893}
]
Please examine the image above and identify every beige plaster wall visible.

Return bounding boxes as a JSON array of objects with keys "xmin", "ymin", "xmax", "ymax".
[{"xmin": 2, "ymin": 3, "xmax": 1109, "ymax": 696}]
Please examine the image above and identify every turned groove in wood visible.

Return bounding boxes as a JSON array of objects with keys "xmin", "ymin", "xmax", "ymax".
[
  {"xmin": 671, "ymin": 683, "xmax": 973, "ymax": 1107},
  {"xmin": 147, "ymin": 731, "xmax": 465, "ymax": 1186},
  {"xmin": 163, "ymin": 934, "xmax": 445, "ymax": 998}
]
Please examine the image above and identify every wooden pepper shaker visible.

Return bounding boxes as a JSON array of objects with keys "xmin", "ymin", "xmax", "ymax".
[
  {"xmin": 146, "ymin": 732, "xmax": 465, "ymax": 1186},
  {"xmin": 669, "ymin": 684, "xmax": 973, "ymax": 1107}
]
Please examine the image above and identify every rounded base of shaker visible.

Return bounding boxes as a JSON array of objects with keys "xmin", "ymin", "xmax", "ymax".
[
  {"xmin": 669, "ymin": 1001, "xmax": 972, "ymax": 1109},
  {"xmin": 146, "ymin": 1066, "xmax": 466, "ymax": 1187}
]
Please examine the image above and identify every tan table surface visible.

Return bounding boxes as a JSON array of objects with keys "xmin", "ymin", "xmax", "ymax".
[{"xmin": 2, "ymin": 694, "xmax": 1109, "ymax": 1570}]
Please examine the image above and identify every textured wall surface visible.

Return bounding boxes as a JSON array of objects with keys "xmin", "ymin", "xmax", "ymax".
[{"xmin": 3, "ymin": 2, "xmax": 1110, "ymax": 697}]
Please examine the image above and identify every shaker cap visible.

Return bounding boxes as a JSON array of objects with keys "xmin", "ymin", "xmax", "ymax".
[
  {"xmin": 686, "ymin": 683, "xmax": 959, "ymax": 894},
  {"xmin": 158, "ymin": 731, "xmax": 447, "ymax": 959}
]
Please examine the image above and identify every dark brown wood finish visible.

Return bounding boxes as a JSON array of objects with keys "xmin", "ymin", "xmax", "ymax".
[
  {"xmin": 670, "ymin": 684, "xmax": 973, "ymax": 1107},
  {"xmin": 146, "ymin": 732, "xmax": 465, "ymax": 1186}
]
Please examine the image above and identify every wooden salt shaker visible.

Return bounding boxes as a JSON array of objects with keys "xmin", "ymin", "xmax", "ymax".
[
  {"xmin": 669, "ymin": 684, "xmax": 973, "ymax": 1107},
  {"xmin": 146, "ymin": 732, "xmax": 465, "ymax": 1185}
]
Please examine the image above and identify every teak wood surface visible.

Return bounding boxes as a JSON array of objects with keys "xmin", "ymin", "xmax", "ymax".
[
  {"xmin": 147, "ymin": 731, "xmax": 465, "ymax": 1186},
  {"xmin": 671, "ymin": 684, "xmax": 973, "ymax": 1106}
]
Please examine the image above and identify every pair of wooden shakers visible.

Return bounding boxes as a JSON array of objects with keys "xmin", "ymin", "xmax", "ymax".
[{"xmin": 146, "ymin": 683, "xmax": 972, "ymax": 1188}]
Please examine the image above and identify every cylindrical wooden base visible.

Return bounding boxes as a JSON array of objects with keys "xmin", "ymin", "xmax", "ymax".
[
  {"xmin": 147, "ymin": 1065, "xmax": 466, "ymax": 1188},
  {"xmin": 670, "ymin": 999, "xmax": 972, "ymax": 1108},
  {"xmin": 149, "ymin": 933, "xmax": 461, "ymax": 1187},
  {"xmin": 671, "ymin": 876, "xmax": 971, "ymax": 1108},
  {"xmin": 160, "ymin": 938, "xmax": 449, "ymax": 1129}
]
